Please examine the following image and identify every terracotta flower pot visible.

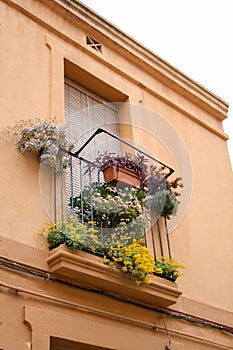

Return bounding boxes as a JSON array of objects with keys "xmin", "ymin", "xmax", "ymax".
[{"xmin": 102, "ymin": 164, "xmax": 142, "ymax": 188}]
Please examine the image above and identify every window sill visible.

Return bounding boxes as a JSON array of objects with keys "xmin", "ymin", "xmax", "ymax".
[{"xmin": 47, "ymin": 245, "xmax": 182, "ymax": 308}]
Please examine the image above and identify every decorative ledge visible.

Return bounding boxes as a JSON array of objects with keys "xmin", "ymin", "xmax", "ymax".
[{"xmin": 47, "ymin": 245, "xmax": 182, "ymax": 308}]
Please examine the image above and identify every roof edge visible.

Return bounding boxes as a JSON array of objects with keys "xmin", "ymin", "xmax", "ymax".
[{"xmin": 57, "ymin": 0, "xmax": 228, "ymax": 119}]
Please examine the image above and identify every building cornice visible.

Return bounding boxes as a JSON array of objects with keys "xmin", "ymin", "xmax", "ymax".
[
  {"xmin": 3, "ymin": 0, "xmax": 229, "ymax": 121},
  {"xmin": 55, "ymin": 0, "xmax": 229, "ymax": 120}
]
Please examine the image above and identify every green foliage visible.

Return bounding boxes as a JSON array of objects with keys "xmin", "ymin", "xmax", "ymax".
[
  {"xmin": 145, "ymin": 166, "xmax": 183, "ymax": 219},
  {"xmin": 155, "ymin": 257, "xmax": 186, "ymax": 281},
  {"xmin": 148, "ymin": 189, "xmax": 179, "ymax": 218},
  {"xmin": 104, "ymin": 239, "xmax": 162, "ymax": 285},
  {"xmin": 41, "ymin": 220, "xmax": 186, "ymax": 284},
  {"xmin": 84, "ymin": 152, "xmax": 183, "ymax": 220},
  {"xmin": 42, "ymin": 217, "xmax": 101, "ymax": 251},
  {"xmin": 47, "ymin": 225, "xmax": 64, "ymax": 244},
  {"xmin": 70, "ymin": 182, "xmax": 148, "ymax": 247}
]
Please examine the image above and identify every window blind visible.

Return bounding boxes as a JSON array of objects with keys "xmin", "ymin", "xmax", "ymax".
[{"xmin": 64, "ymin": 80, "xmax": 120, "ymax": 212}]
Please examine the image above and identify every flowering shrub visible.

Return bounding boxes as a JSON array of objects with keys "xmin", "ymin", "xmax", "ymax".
[
  {"xmin": 155, "ymin": 257, "xmax": 186, "ymax": 281},
  {"xmin": 42, "ymin": 216, "xmax": 100, "ymax": 251},
  {"xmin": 84, "ymin": 152, "xmax": 183, "ymax": 219},
  {"xmin": 41, "ymin": 218, "xmax": 185, "ymax": 284},
  {"xmin": 43, "ymin": 214, "xmax": 147, "ymax": 254},
  {"xmin": 104, "ymin": 239, "xmax": 162, "ymax": 285},
  {"xmin": 71, "ymin": 182, "xmax": 148, "ymax": 246}
]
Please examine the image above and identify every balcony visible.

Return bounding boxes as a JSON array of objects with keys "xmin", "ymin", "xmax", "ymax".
[{"xmin": 44, "ymin": 128, "xmax": 183, "ymax": 307}]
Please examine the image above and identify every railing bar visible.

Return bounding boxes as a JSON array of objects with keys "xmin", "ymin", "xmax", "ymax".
[
  {"xmin": 79, "ymin": 159, "xmax": 84, "ymax": 223},
  {"xmin": 97, "ymin": 169, "xmax": 100, "ymax": 186},
  {"xmin": 143, "ymin": 227, "xmax": 147, "ymax": 248},
  {"xmin": 72, "ymin": 128, "xmax": 174, "ymax": 178},
  {"xmin": 59, "ymin": 149, "xmax": 93, "ymax": 165},
  {"xmin": 70, "ymin": 156, "xmax": 74, "ymax": 216},
  {"xmin": 151, "ymin": 223, "xmax": 157, "ymax": 261},
  {"xmin": 100, "ymin": 222, "xmax": 104, "ymax": 251},
  {"xmin": 53, "ymin": 162, "xmax": 57, "ymax": 225},
  {"xmin": 164, "ymin": 217, "xmax": 172, "ymax": 259},
  {"xmin": 89, "ymin": 170, "xmax": 94, "ymax": 223},
  {"xmin": 73, "ymin": 128, "xmax": 103, "ymax": 157},
  {"xmin": 157, "ymin": 218, "xmax": 164, "ymax": 256},
  {"xmin": 147, "ymin": 200, "xmax": 157, "ymax": 260},
  {"xmin": 60, "ymin": 151, "xmax": 64, "ymax": 232},
  {"xmin": 141, "ymin": 207, "xmax": 147, "ymax": 247}
]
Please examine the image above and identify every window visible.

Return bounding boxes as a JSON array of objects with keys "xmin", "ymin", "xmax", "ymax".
[
  {"xmin": 64, "ymin": 80, "xmax": 120, "ymax": 153},
  {"xmin": 64, "ymin": 80, "xmax": 120, "ymax": 213},
  {"xmin": 51, "ymin": 336, "xmax": 112, "ymax": 349}
]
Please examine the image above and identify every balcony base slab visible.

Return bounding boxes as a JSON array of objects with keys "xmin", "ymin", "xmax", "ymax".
[{"xmin": 47, "ymin": 245, "xmax": 182, "ymax": 308}]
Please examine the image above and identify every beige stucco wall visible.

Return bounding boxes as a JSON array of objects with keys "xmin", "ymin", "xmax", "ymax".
[{"xmin": 1, "ymin": 0, "xmax": 233, "ymax": 348}]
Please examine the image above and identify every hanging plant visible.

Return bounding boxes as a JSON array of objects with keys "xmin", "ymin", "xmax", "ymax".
[
  {"xmin": 17, "ymin": 121, "xmax": 73, "ymax": 169},
  {"xmin": 0, "ymin": 117, "xmax": 74, "ymax": 169}
]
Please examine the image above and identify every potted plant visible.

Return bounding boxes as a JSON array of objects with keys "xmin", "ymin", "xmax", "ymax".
[
  {"xmin": 85, "ymin": 152, "xmax": 148, "ymax": 188},
  {"xmin": 0, "ymin": 117, "xmax": 73, "ymax": 169},
  {"xmin": 84, "ymin": 153, "xmax": 183, "ymax": 219},
  {"xmin": 17, "ymin": 121, "xmax": 73, "ymax": 169}
]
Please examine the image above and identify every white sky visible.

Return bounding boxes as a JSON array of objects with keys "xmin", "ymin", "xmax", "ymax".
[{"xmin": 80, "ymin": 0, "xmax": 233, "ymax": 167}]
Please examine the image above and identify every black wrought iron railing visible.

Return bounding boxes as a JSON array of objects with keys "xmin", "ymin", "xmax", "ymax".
[{"xmin": 51, "ymin": 128, "xmax": 175, "ymax": 260}]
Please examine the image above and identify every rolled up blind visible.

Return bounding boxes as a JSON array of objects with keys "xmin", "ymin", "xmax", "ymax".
[{"xmin": 64, "ymin": 80, "xmax": 120, "ymax": 213}]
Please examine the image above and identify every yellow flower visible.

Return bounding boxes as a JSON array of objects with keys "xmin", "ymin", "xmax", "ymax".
[
  {"xmin": 133, "ymin": 254, "xmax": 141, "ymax": 259},
  {"xmin": 88, "ymin": 221, "xmax": 97, "ymax": 225},
  {"xmin": 88, "ymin": 227, "xmax": 98, "ymax": 233},
  {"xmin": 144, "ymin": 277, "xmax": 152, "ymax": 284}
]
